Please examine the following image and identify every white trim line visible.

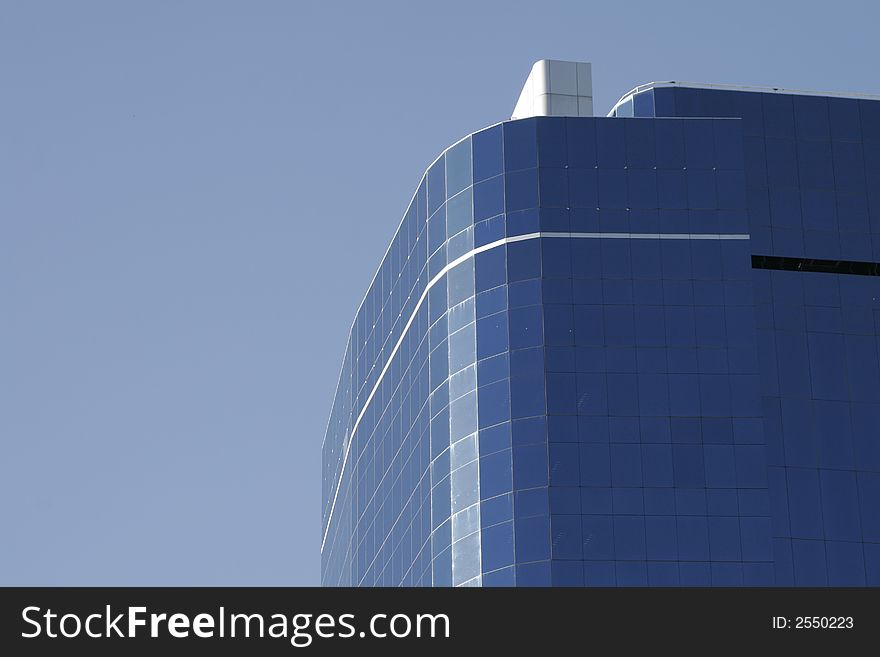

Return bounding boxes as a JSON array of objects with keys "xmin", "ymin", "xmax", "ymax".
[
  {"xmin": 542, "ymin": 231, "xmax": 750, "ymax": 240},
  {"xmin": 608, "ymin": 80, "xmax": 880, "ymax": 117},
  {"xmin": 321, "ymin": 230, "xmax": 750, "ymax": 552}
]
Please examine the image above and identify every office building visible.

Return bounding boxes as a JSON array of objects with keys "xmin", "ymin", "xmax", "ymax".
[{"xmin": 322, "ymin": 61, "xmax": 880, "ymax": 586}]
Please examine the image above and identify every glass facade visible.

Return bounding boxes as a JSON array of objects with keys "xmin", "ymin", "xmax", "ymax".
[{"xmin": 323, "ymin": 86, "xmax": 880, "ymax": 586}]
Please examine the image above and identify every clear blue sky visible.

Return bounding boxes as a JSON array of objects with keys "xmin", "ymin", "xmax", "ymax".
[{"xmin": 1, "ymin": 1, "xmax": 877, "ymax": 585}]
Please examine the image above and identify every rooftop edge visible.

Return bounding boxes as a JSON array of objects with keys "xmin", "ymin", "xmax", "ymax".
[{"xmin": 608, "ymin": 80, "xmax": 880, "ymax": 116}]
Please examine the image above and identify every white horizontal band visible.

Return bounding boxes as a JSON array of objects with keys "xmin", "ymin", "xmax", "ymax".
[{"xmin": 321, "ymin": 230, "xmax": 750, "ymax": 552}]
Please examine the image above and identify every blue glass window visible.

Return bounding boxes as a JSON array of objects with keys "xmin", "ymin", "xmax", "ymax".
[
  {"xmin": 446, "ymin": 137, "xmax": 472, "ymax": 199},
  {"xmin": 505, "ymin": 168, "xmax": 539, "ymax": 212},
  {"xmin": 427, "ymin": 155, "xmax": 446, "ymax": 216},
  {"xmin": 504, "ymin": 119, "xmax": 537, "ymax": 171},
  {"xmin": 473, "ymin": 124, "xmax": 503, "ymax": 182},
  {"xmin": 633, "ymin": 90, "xmax": 655, "ymax": 118}
]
